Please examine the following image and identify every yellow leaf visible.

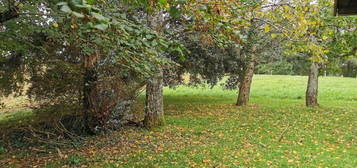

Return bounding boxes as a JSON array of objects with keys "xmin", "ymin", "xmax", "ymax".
[
  {"xmin": 309, "ymin": 21, "xmax": 316, "ymax": 25},
  {"xmin": 203, "ymin": 159, "xmax": 211, "ymax": 163},
  {"xmin": 283, "ymin": 6, "xmax": 290, "ymax": 12},
  {"xmin": 231, "ymin": 20, "xmax": 239, "ymax": 25},
  {"xmin": 18, "ymin": 3, "xmax": 24, "ymax": 9},
  {"xmin": 264, "ymin": 25, "xmax": 270, "ymax": 33}
]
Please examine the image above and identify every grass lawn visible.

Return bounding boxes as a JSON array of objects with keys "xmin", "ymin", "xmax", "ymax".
[{"xmin": 1, "ymin": 75, "xmax": 357, "ymax": 167}]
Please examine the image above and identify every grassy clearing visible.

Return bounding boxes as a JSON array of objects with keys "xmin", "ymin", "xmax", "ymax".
[{"xmin": 1, "ymin": 75, "xmax": 357, "ymax": 167}]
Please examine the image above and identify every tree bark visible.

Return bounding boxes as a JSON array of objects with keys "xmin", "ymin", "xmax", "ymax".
[
  {"xmin": 143, "ymin": 12, "xmax": 165, "ymax": 128},
  {"xmin": 83, "ymin": 53, "xmax": 99, "ymax": 134},
  {"xmin": 83, "ymin": 67, "xmax": 97, "ymax": 134},
  {"xmin": 306, "ymin": 62, "xmax": 319, "ymax": 107},
  {"xmin": 144, "ymin": 69, "xmax": 164, "ymax": 128},
  {"xmin": 236, "ymin": 60, "xmax": 255, "ymax": 106}
]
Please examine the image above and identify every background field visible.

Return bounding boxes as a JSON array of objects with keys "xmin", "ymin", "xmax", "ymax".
[
  {"xmin": 164, "ymin": 75, "xmax": 357, "ymax": 106},
  {"xmin": 1, "ymin": 75, "xmax": 357, "ymax": 167}
]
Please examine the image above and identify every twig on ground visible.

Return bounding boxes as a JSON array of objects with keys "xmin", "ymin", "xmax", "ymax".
[{"xmin": 277, "ymin": 121, "xmax": 296, "ymax": 142}]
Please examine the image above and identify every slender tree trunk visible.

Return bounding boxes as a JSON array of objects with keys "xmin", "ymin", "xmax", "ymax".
[
  {"xmin": 236, "ymin": 60, "xmax": 255, "ymax": 106},
  {"xmin": 306, "ymin": 62, "xmax": 319, "ymax": 107},
  {"xmin": 144, "ymin": 69, "xmax": 164, "ymax": 128}
]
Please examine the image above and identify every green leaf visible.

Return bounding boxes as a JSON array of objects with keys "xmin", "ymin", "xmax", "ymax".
[
  {"xmin": 72, "ymin": 12, "xmax": 85, "ymax": 18},
  {"xmin": 199, "ymin": 5, "xmax": 207, "ymax": 11},
  {"xmin": 124, "ymin": 26, "xmax": 133, "ymax": 32},
  {"xmin": 91, "ymin": 6, "xmax": 101, "ymax": 12},
  {"xmin": 91, "ymin": 12, "xmax": 108, "ymax": 21},
  {"xmin": 86, "ymin": 0, "xmax": 95, "ymax": 5},
  {"xmin": 56, "ymin": 2, "xmax": 68, "ymax": 6},
  {"xmin": 169, "ymin": 6, "xmax": 181, "ymax": 18},
  {"xmin": 93, "ymin": 24, "xmax": 109, "ymax": 31},
  {"xmin": 178, "ymin": 0, "xmax": 187, "ymax": 4},
  {"xmin": 146, "ymin": 34, "xmax": 153, "ymax": 39},
  {"xmin": 93, "ymin": 38, "xmax": 103, "ymax": 45},
  {"xmin": 73, "ymin": 4, "xmax": 91, "ymax": 10},
  {"xmin": 158, "ymin": 0, "xmax": 168, "ymax": 6},
  {"xmin": 60, "ymin": 5, "xmax": 72, "ymax": 13},
  {"xmin": 69, "ymin": 0, "xmax": 82, "ymax": 6}
]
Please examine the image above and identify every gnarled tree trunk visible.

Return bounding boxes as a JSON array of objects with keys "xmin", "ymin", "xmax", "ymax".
[
  {"xmin": 83, "ymin": 53, "xmax": 99, "ymax": 134},
  {"xmin": 306, "ymin": 62, "xmax": 319, "ymax": 107},
  {"xmin": 144, "ymin": 69, "xmax": 164, "ymax": 128},
  {"xmin": 236, "ymin": 60, "xmax": 255, "ymax": 106}
]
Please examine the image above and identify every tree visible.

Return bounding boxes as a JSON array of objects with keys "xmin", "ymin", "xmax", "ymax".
[
  {"xmin": 274, "ymin": 0, "xmax": 356, "ymax": 107},
  {"xmin": 120, "ymin": 1, "xmax": 181, "ymax": 128},
  {"xmin": 0, "ymin": 0, "xmax": 171, "ymax": 133}
]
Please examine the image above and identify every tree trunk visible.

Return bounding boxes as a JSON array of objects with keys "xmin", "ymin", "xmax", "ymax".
[
  {"xmin": 306, "ymin": 62, "xmax": 319, "ymax": 107},
  {"xmin": 144, "ymin": 69, "xmax": 164, "ymax": 128},
  {"xmin": 83, "ymin": 54, "xmax": 99, "ymax": 134},
  {"xmin": 143, "ymin": 12, "xmax": 165, "ymax": 128},
  {"xmin": 236, "ymin": 61, "xmax": 255, "ymax": 106}
]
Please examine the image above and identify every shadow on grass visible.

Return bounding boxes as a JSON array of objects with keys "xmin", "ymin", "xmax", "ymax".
[{"xmin": 0, "ymin": 104, "xmax": 87, "ymax": 162}]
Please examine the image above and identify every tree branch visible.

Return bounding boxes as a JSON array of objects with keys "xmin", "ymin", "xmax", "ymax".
[
  {"xmin": 261, "ymin": 3, "xmax": 293, "ymax": 9},
  {"xmin": 0, "ymin": 6, "xmax": 19, "ymax": 23},
  {"xmin": 17, "ymin": 12, "xmax": 65, "ymax": 17},
  {"xmin": 335, "ymin": 46, "xmax": 357, "ymax": 59}
]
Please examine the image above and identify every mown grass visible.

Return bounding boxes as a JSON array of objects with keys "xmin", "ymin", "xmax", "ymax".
[
  {"xmin": 1, "ymin": 75, "xmax": 357, "ymax": 167},
  {"xmin": 164, "ymin": 75, "xmax": 357, "ymax": 106}
]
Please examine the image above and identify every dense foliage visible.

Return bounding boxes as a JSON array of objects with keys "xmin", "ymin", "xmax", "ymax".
[{"xmin": 0, "ymin": 0, "xmax": 178, "ymax": 132}]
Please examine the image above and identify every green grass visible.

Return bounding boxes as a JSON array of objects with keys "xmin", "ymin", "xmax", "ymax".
[
  {"xmin": 163, "ymin": 75, "xmax": 357, "ymax": 107},
  {"xmin": 2, "ymin": 75, "xmax": 357, "ymax": 167}
]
